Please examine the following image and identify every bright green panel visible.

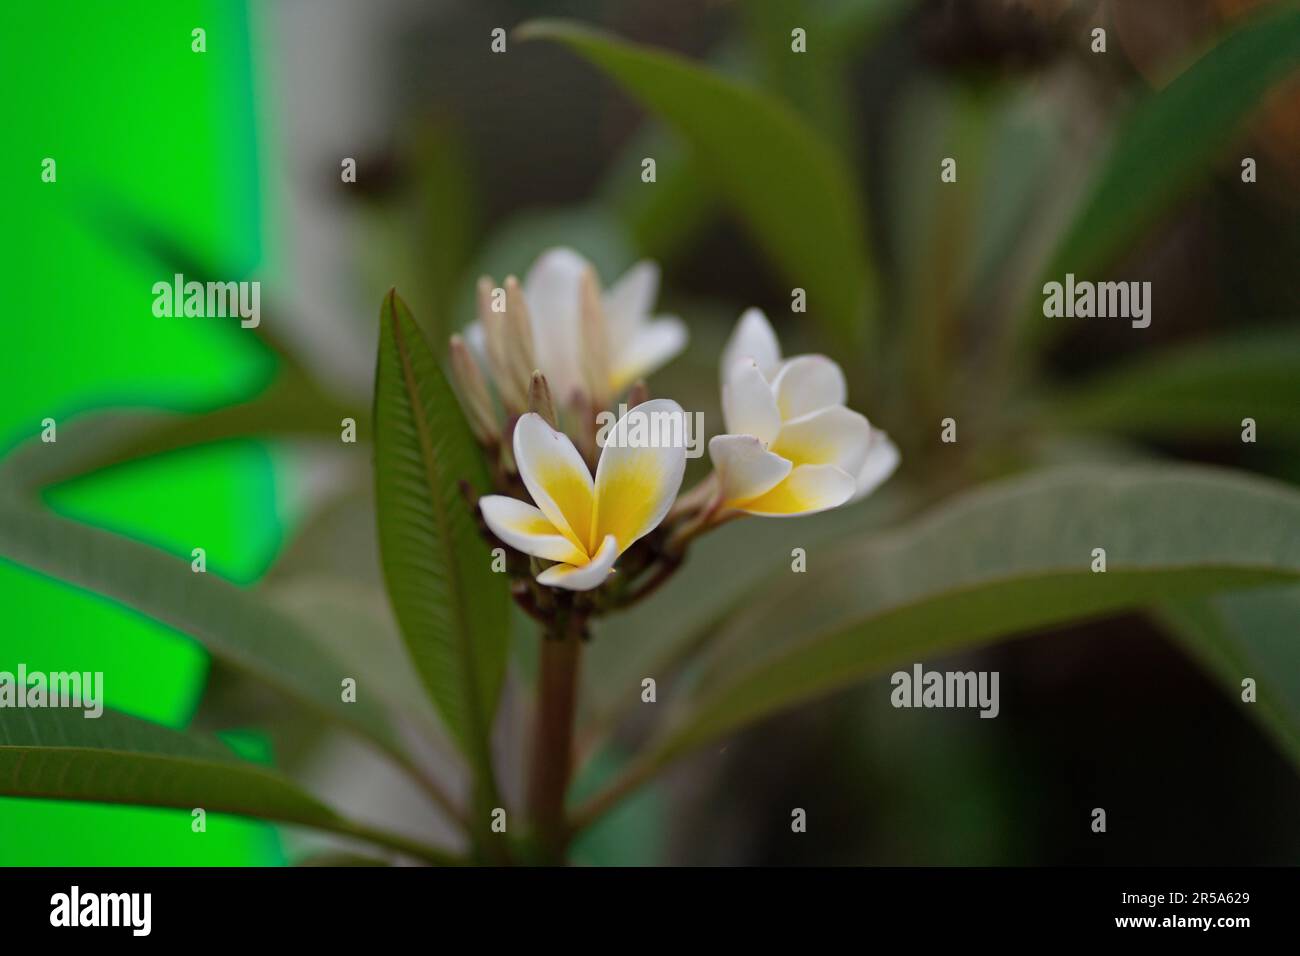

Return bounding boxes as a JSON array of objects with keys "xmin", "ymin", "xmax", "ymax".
[
  {"xmin": 0, "ymin": 1, "xmax": 282, "ymax": 865},
  {"xmin": 0, "ymin": 562, "xmax": 207, "ymax": 728},
  {"xmin": 0, "ymin": 800, "xmax": 286, "ymax": 867},
  {"xmin": 44, "ymin": 441, "xmax": 284, "ymax": 586}
]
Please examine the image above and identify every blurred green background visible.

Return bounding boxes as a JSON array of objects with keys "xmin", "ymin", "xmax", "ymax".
[{"xmin": 1, "ymin": 1, "xmax": 282, "ymax": 863}]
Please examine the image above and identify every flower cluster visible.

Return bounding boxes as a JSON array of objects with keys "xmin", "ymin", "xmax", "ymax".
[{"xmin": 448, "ymin": 248, "xmax": 898, "ymax": 601}]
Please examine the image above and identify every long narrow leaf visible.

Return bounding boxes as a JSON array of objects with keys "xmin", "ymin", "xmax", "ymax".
[
  {"xmin": 518, "ymin": 19, "xmax": 876, "ymax": 349},
  {"xmin": 1155, "ymin": 586, "xmax": 1300, "ymax": 767},
  {"xmin": 1019, "ymin": 5, "xmax": 1300, "ymax": 349},
  {"xmin": 651, "ymin": 465, "xmax": 1300, "ymax": 766},
  {"xmin": 0, "ymin": 499, "xmax": 404, "ymax": 759},
  {"xmin": 0, "ymin": 707, "xmax": 456, "ymax": 863},
  {"xmin": 1044, "ymin": 324, "xmax": 1300, "ymax": 442},
  {"xmin": 372, "ymin": 290, "xmax": 507, "ymax": 789}
]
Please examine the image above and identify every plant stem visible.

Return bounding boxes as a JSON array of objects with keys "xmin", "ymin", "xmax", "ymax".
[{"xmin": 527, "ymin": 614, "xmax": 584, "ymax": 862}]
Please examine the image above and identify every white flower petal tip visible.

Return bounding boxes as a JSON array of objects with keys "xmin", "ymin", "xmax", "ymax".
[
  {"xmin": 721, "ymin": 307, "xmax": 782, "ymax": 382},
  {"xmin": 536, "ymin": 534, "xmax": 619, "ymax": 591},
  {"xmin": 721, "ymin": 360, "xmax": 781, "ymax": 444},
  {"xmin": 478, "ymin": 495, "xmax": 586, "ymax": 566},
  {"xmin": 852, "ymin": 430, "xmax": 901, "ymax": 502},
  {"xmin": 771, "ymin": 354, "xmax": 847, "ymax": 420},
  {"xmin": 610, "ymin": 317, "xmax": 688, "ymax": 392}
]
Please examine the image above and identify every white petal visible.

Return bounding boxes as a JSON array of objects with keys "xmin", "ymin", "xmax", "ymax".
[
  {"xmin": 770, "ymin": 405, "xmax": 872, "ymax": 475},
  {"xmin": 609, "ymin": 317, "xmax": 687, "ymax": 391},
  {"xmin": 852, "ymin": 430, "xmax": 900, "ymax": 502},
  {"xmin": 604, "ymin": 261, "xmax": 660, "ymax": 341},
  {"xmin": 479, "ymin": 495, "xmax": 586, "ymax": 565},
  {"xmin": 720, "ymin": 307, "xmax": 782, "ymax": 383},
  {"xmin": 512, "ymin": 412, "xmax": 595, "ymax": 553},
  {"xmin": 771, "ymin": 355, "xmax": 847, "ymax": 421},
  {"xmin": 536, "ymin": 534, "xmax": 619, "ymax": 591},
  {"xmin": 593, "ymin": 399, "xmax": 688, "ymax": 555},
  {"xmin": 709, "ymin": 434, "xmax": 792, "ymax": 505},
  {"xmin": 734, "ymin": 464, "xmax": 856, "ymax": 517},
  {"xmin": 522, "ymin": 248, "xmax": 589, "ymax": 400},
  {"xmin": 721, "ymin": 359, "xmax": 781, "ymax": 445}
]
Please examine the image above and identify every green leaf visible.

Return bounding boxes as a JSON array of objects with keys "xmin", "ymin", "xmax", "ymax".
[
  {"xmin": 517, "ymin": 19, "xmax": 876, "ymax": 349},
  {"xmin": 0, "ymin": 707, "xmax": 456, "ymax": 864},
  {"xmin": 0, "ymin": 372, "xmax": 353, "ymax": 495},
  {"xmin": 1020, "ymin": 5, "xmax": 1300, "ymax": 348},
  {"xmin": 1044, "ymin": 324, "xmax": 1300, "ymax": 442},
  {"xmin": 0, "ymin": 707, "xmax": 338, "ymax": 824},
  {"xmin": 372, "ymin": 290, "xmax": 507, "ymax": 792},
  {"xmin": 650, "ymin": 465, "xmax": 1300, "ymax": 766},
  {"xmin": 0, "ymin": 498, "xmax": 405, "ymax": 761},
  {"xmin": 1154, "ymin": 585, "xmax": 1300, "ymax": 768}
]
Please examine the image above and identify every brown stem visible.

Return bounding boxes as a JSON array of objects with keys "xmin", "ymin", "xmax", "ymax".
[{"xmin": 528, "ymin": 614, "xmax": 585, "ymax": 862}]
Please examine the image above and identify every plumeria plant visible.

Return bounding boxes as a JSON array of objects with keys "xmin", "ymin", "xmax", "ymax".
[
  {"xmin": 377, "ymin": 247, "xmax": 897, "ymax": 861},
  {"xmin": 2, "ymin": 8, "xmax": 1300, "ymax": 868}
]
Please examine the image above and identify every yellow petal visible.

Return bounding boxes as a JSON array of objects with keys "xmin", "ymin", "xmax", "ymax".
[
  {"xmin": 709, "ymin": 433, "xmax": 791, "ymax": 505},
  {"xmin": 734, "ymin": 464, "xmax": 856, "ymax": 517},
  {"xmin": 770, "ymin": 405, "xmax": 871, "ymax": 474},
  {"xmin": 592, "ymin": 399, "xmax": 688, "ymax": 555},
  {"xmin": 512, "ymin": 412, "xmax": 595, "ymax": 555},
  {"xmin": 536, "ymin": 534, "xmax": 619, "ymax": 591},
  {"xmin": 479, "ymin": 495, "xmax": 587, "ymax": 565}
]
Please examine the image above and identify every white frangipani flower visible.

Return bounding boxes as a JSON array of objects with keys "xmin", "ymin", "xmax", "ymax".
[
  {"xmin": 479, "ymin": 399, "xmax": 688, "ymax": 590},
  {"xmin": 467, "ymin": 248, "xmax": 687, "ymax": 405},
  {"xmin": 709, "ymin": 308, "xmax": 899, "ymax": 516}
]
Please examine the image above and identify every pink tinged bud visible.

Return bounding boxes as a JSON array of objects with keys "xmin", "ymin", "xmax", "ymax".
[
  {"xmin": 528, "ymin": 370, "xmax": 559, "ymax": 429},
  {"xmin": 478, "ymin": 275, "xmax": 528, "ymax": 413},
  {"xmin": 503, "ymin": 276, "xmax": 538, "ymax": 388},
  {"xmin": 449, "ymin": 334, "xmax": 499, "ymax": 444}
]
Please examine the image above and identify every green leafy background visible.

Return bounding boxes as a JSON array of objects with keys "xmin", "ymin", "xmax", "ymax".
[
  {"xmin": 3, "ymin": 0, "xmax": 1299, "ymax": 865},
  {"xmin": 0, "ymin": 2, "xmax": 282, "ymax": 863}
]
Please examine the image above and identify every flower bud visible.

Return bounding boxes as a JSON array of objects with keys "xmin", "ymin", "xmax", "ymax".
[
  {"xmin": 504, "ymin": 275, "xmax": 539, "ymax": 394},
  {"xmin": 449, "ymin": 334, "xmax": 498, "ymax": 444},
  {"xmin": 528, "ymin": 370, "xmax": 559, "ymax": 429},
  {"xmin": 478, "ymin": 276, "xmax": 528, "ymax": 413}
]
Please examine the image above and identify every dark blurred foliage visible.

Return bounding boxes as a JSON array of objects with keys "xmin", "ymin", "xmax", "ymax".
[{"xmin": 320, "ymin": 0, "xmax": 1298, "ymax": 863}]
